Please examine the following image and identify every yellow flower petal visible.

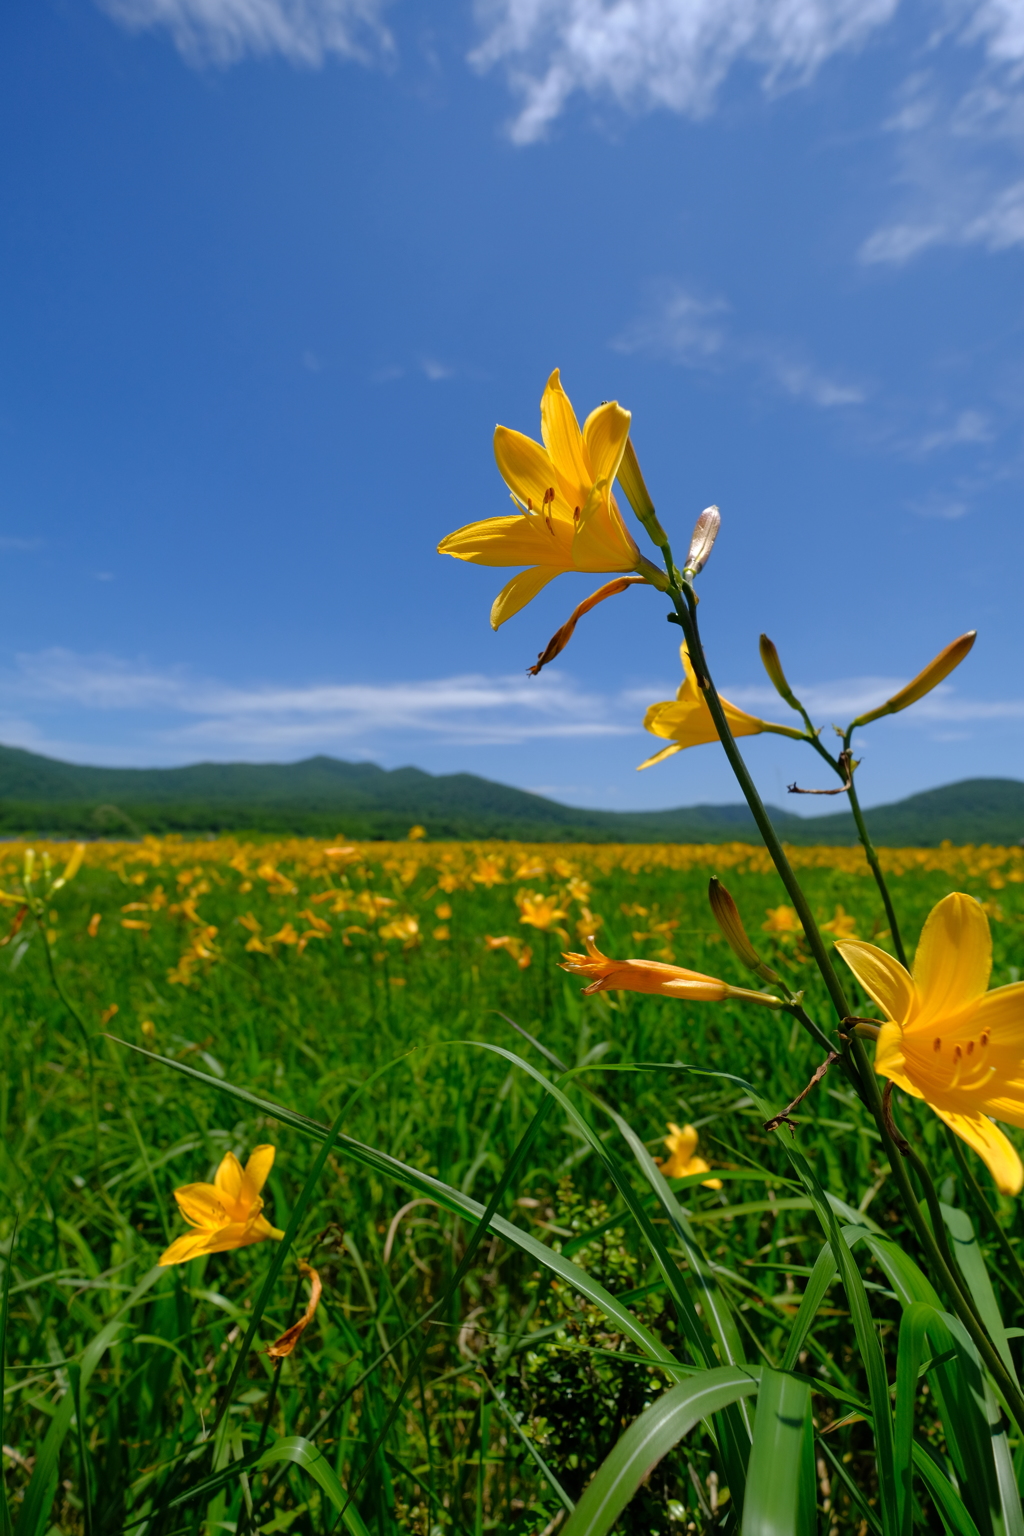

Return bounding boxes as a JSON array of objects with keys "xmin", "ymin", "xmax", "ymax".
[
  {"xmin": 158, "ymin": 1229, "xmax": 214, "ymax": 1266},
  {"xmin": 637, "ymin": 742, "xmax": 684, "ymax": 771},
  {"xmin": 215, "ymin": 1151, "xmax": 245, "ymax": 1205},
  {"xmin": 174, "ymin": 1182, "xmax": 228, "ymax": 1229},
  {"xmin": 244, "ymin": 1144, "xmax": 276, "ymax": 1198},
  {"xmin": 931, "ymin": 1107, "xmax": 1024, "ymax": 1196},
  {"xmin": 438, "ymin": 513, "xmax": 562, "ymax": 568},
  {"xmin": 834, "ymin": 940, "xmax": 918, "ymax": 1025},
  {"xmin": 197, "ymin": 1220, "xmax": 260, "ymax": 1254},
  {"xmin": 489, "ymin": 566, "xmax": 560, "ymax": 630},
  {"xmin": 872, "ymin": 1021, "xmax": 924, "ymax": 1099},
  {"xmin": 494, "ymin": 425, "xmax": 578, "ymax": 524},
  {"xmin": 539, "ymin": 368, "xmax": 590, "ymax": 489},
  {"xmin": 912, "ymin": 893, "xmax": 991, "ymax": 1021},
  {"xmin": 582, "ymin": 400, "xmax": 631, "ymax": 486}
]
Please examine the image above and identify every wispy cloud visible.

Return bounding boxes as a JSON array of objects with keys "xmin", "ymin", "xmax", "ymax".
[
  {"xmin": 613, "ymin": 281, "xmax": 866, "ymax": 410},
  {"xmin": 96, "ymin": 0, "xmax": 392, "ymax": 67},
  {"xmin": 860, "ymin": 19, "xmax": 1024, "ymax": 266},
  {"xmin": 5, "ymin": 648, "xmax": 637, "ymax": 754},
  {"xmin": 470, "ymin": 0, "xmax": 900, "ymax": 144},
  {"xmin": 613, "ymin": 286, "xmax": 729, "ymax": 365},
  {"xmin": 5, "ymin": 648, "xmax": 1023, "ymax": 764}
]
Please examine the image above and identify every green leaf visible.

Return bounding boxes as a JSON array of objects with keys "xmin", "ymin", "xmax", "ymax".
[
  {"xmin": 116, "ymin": 1041, "xmax": 690, "ymax": 1379},
  {"xmin": 740, "ymin": 1368, "xmax": 815, "ymax": 1536},
  {"xmin": 941, "ymin": 1203, "xmax": 1019, "ymax": 1387},
  {"xmin": 256, "ymin": 1437, "xmax": 372, "ymax": 1536},
  {"xmin": 16, "ymin": 1267, "xmax": 161, "ymax": 1536},
  {"xmin": 0, "ymin": 1227, "xmax": 15, "ymax": 1536},
  {"xmin": 559, "ymin": 1367, "xmax": 760, "ymax": 1536}
]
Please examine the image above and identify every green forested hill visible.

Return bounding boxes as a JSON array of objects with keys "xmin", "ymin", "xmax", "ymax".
[{"xmin": 0, "ymin": 742, "xmax": 1021, "ymax": 844}]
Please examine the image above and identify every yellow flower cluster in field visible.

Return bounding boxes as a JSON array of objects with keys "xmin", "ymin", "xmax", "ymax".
[{"xmin": 2, "ymin": 834, "xmax": 1022, "ymax": 884}]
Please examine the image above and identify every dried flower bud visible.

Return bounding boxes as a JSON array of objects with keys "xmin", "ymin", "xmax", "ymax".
[
  {"xmin": 684, "ymin": 506, "xmax": 720, "ymax": 576},
  {"xmin": 850, "ymin": 631, "xmax": 976, "ymax": 729},
  {"xmin": 617, "ymin": 437, "xmax": 669, "ymax": 546},
  {"xmin": 708, "ymin": 877, "xmax": 781, "ymax": 984},
  {"xmin": 759, "ymin": 635, "xmax": 799, "ymax": 709}
]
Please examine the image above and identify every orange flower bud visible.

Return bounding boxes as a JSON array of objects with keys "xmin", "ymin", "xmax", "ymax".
[
  {"xmin": 560, "ymin": 935, "xmax": 781, "ymax": 1007},
  {"xmin": 850, "ymin": 632, "xmax": 976, "ymax": 729}
]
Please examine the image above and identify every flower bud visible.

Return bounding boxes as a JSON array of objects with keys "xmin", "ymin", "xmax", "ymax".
[
  {"xmin": 850, "ymin": 631, "xmax": 976, "ymax": 729},
  {"xmin": 708, "ymin": 877, "xmax": 781, "ymax": 984},
  {"xmin": 683, "ymin": 506, "xmax": 720, "ymax": 576},
  {"xmin": 616, "ymin": 437, "xmax": 669, "ymax": 546},
  {"xmin": 758, "ymin": 635, "xmax": 799, "ymax": 709}
]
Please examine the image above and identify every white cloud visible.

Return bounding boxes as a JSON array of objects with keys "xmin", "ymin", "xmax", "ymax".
[
  {"xmin": 917, "ymin": 408, "xmax": 993, "ymax": 452},
  {"xmin": 613, "ymin": 285, "xmax": 728, "ymax": 365},
  {"xmin": 471, "ymin": 0, "xmax": 901, "ymax": 143},
  {"xmin": 5, "ymin": 648, "xmax": 638, "ymax": 754},
  {"xmin": 613, "ymin": 282, "xmax": 866, "ymax": 410},
  {"xmin": 771, "ymin": 360, "xmax": 865, "ymax": 407},
  {"xmin": 96, "ymin": 0, "xmax": 392, "ymax": 67}
]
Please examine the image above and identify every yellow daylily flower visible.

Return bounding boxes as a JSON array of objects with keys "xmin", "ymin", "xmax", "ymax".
[
  {"xmin": 517, "ymin": 890, "xmax": 568, "ymax": 932},
  {"xmin": 438, "ymin": 369, "xmax": 667, "ymax": 629},
  {"xmin": 655, "ymin": 1122, "xmax": 722, "ymax": 1189},
  {"xmin": 836, "ymin": 893, "xmax": 1024, "ymax": 1195},
  {"xmin": 560, "ymin": 935, "xmax": 781, "ymax": 1007},
  {"xmin": 158, "ymin": 1145, "xmax": 284, "ymax": 1266},
  {"xmin": 638, "ymin": 645, "xmax": 804, "ymax": 769}
]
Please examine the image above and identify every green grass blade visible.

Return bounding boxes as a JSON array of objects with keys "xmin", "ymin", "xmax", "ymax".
[
  {"xmin": 740, "ymin": 1368, "xmax": 815, "ymax": 1536},
  {"xmin": 673, "ymin": 1063, "xmax": 901, "ymax": 1536},
  {"xmin": 256, "ymin": 1437, "xmax": 372, "ymax": 1536},
  {"xmin": 894, "ymin": 1302, "xmax": 945, "ymax": 1536},
  {"xmin": 67, "ymin": 1365, "xmax": 93, "ymax": 1536},
  {"xmin": 459, "ymin": 1042, "xmax": 717, "ymax": 1370},
  {"xmin": 941, "ymin": 1202, "xmax": 1019, "ymax": 1386},
  {"xmin": 15, "ymin": 1268, "xmax": 160, "ymax": 1536},
  {"xmin": 0, "ymin": 1224, "xmax": 15, "ymax": 1536},
  {"xmin": 559, "ymin": 1367, "xmax": 760, "ymax": 1536},
  {"xmin": 912, "ymin": 1443, "xmax": 984, "ymax": 1536},
  {"xmin": 116, "ymin": 1041, "xmax": 691, "ymax": 1377}
]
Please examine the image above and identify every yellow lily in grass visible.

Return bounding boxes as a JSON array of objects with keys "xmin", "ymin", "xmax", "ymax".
[
  {"xmin": 639, "ymin": 644, "xmax": 805, "ymax": 769},
  {"xmin": 656, "ymin": 1123, "xmax": 723, "ymax": 1189},
  {"xmin": 438, "ymin": 369, "xmax": 667, "ymax": 629},
  {"xmin": 836, "ymin": 893, "xmax": 1024, "ymax": 1195},
  {"xmin": 158, "ymin": 1145, "xmax": 284, "ymax": 1266}
]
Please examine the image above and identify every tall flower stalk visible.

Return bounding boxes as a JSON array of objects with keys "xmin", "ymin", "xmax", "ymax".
[{"xmin": 441, "ymin": 365, "xmax": 1024, "ymax": 1439}]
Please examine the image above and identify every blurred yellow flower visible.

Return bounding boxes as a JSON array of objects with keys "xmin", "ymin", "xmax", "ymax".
[
  {"xmin": 837, "ymin": 893, "xmax": 1024, "ymax": 1195},
  {"xmin": 159, "ymin": 1146, "xmax": 284, "ymax": 1266},
  {"xmin": 485, "ymin": 934, "xmax": 533, "ymax": 969},
  {"xmin": 639, "ymin": 645, "xmax": 804, "ymax": 769},
  {"xmin": 438, "ymin": 369, "xmax": 666, "ymax": 629},
  {"xmin": 655, "ymin": 1123, "xmax": 722, "ymax": 1190},
  {"xmin": 379, "ymin": 914, "xmax": 420, "ymax": 947},
  {"xmin": 762, "ymin": 905, "xmax": 802, "ymax": 936},
  {"xmin": 822, "ymin": 905, "xmax": 858, "ymax": 940},
  {"xmin": 517, "ymin": 891, "xmax": 568, "ymax": 932}
]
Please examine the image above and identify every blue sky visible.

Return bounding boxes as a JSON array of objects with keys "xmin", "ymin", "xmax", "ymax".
[{"xmin": 2, "ymin": 0, "xmax": 1023, "ymax": 815}]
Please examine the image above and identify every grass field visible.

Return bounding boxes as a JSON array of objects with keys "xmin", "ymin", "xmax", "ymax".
[{"xmin": 4, "ymin": 833, "xmax": 1024, "ymax": 1535}]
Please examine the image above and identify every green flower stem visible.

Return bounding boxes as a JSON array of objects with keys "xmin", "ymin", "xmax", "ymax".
[
  {"xmin": 850, "ymin": 1037, "xmax": 1024, "ymax": 1436},
  {"xmin": 841, "ymin": 729, "xmax": 908, "ymax": 968},
  {"xmin": 668, "ymin": 583, "xmax": 855, "ymax": 1032},
  {"xmin": 795, "ymin": 712, "xmax": 908, "ymax": 968},
  {"xmin": 664, "ymin": 573, "xmax": 1024, "ymax": 1423}
]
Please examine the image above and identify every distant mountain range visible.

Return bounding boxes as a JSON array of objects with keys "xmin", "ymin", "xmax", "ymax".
[{"xmin": 0, "ymin": 743, "xmax": 1021, "ymax": 845}]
